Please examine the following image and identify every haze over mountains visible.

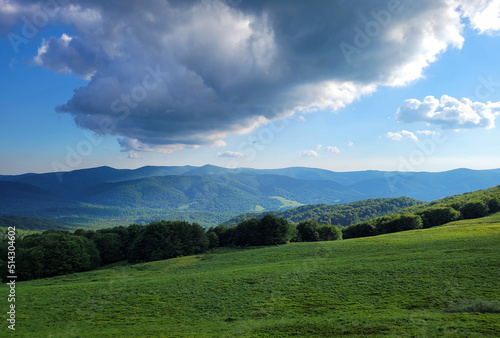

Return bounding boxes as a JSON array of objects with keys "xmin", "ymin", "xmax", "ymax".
[{"xmin": 1, "ymin": 165, "xmax": 500, "ymax": 228}]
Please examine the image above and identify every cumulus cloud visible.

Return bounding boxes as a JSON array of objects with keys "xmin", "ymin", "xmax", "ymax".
[
  {"xmin": 459, "ymin": 0, "xmax": 500, "ymax": 34},
  {"xmin": 396, "ymin": 95, "xmax": 499, "ymax": 129},
  {"xmin": 384, "ymin": 130, "xmax": 418, "ymax": 141},
  {"xmin": 34, "ymin": 33, "xmax": 106, "ymax": 79},
  {"xmin": 316, "ymin": 144, "xmax": 322, "ymax": 150},
  {"xmin": 325, "ymin": 146, "xmax": 340, "ymax": 153},
  {"xmin": 216, "ymin": 151, "xmax": 247, "ymax": 158},
  {"xmin": 347, "ymin": 141, "xmax": 354, "ymax": 146},
  {"xmin": 300, "ymin": 150, "xmax": 319, "ymax": 158},
  {"xmin": 118, "ymin": 137, "xmax": 183, "ymax": 154},
  {"xmin": 3, "ymin": 0, "xmax": 500, "ymax": 153}
]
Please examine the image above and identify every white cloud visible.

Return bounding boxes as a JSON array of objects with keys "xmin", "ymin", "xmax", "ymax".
[
  {"xmin": 216, "ymin": 151, "xmax": 247, "ymax": 158},
  {"xmin": 325, "ymin": 146, "xmax": 340, "ymax": 153},
  {"xmin": 396, "ymin": 95, "xmax": 499, "ymax": 129},
  {"xmin": 118, "ymin": 137, "xmax": 183, "ymax": 154},
  {"xmin": 316, "ymin": 144, "xmax": 322, "ymax": 150},
  {"xmin": 347, "ymin": 141, "xmax": 354, "ymax": 147},
  {"xmin": 459, "ymin": 0, "xmax": 500, "ymax": 34},
  {"xmin": 416, "ymin": 130, "xmax": 440, "ymax": 135},
  {"xmin": 384, "ymin": 130, "xmax": 418, "ymax": 141},
  {"xmin": 300, "ymin": 150, "xmax": 319, "ymax": 157},
  {"xmin": 127, "ymin": 151, "xmax": 141, "ymax": 159}
]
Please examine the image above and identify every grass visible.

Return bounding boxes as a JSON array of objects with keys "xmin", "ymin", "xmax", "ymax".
[
  {"xmin": 4, "ymin": 214, "xmax": 500, "ymax": 337},
  {"xmin": 254, "ymin": 205, "xmax": 265, "ymax": 212},
  {"xmin": 270, "ymin": 196, "xmax": 304, "ymax": 209}
]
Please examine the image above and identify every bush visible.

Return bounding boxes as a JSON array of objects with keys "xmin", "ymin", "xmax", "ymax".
[
  {"xmin": 446, "ymin": 299, "xmax": 500, "ymax": 313},
  {"xmin": 460, "ymin": 201, "xmax": 489, "ymax": 219}
]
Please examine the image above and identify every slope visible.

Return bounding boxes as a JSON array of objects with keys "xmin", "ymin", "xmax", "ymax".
[
  {"xmin": 12, "ymin": 214, "xmax": 500, "ymax": 337},
  {"xmin": 77, "ymin": 174, "xmax": 364, "ymax": 212},
  {"xmin": 223, "ymin": 197, "xmax": 425, "ymax": 227}
]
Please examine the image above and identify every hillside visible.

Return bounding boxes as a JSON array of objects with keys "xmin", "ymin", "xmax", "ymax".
[
  {"xmin": 1, "ymin": 165, "xmax": 500, "ymax": 228},
  {"xmin": 223, "ymin": 197, "xmax": 425, "ymax": 227},
  {"xmin": 11, "ymin": 214, "xmax": 500, "ymax": 337},
  {"xmin": 0, "ymin": 215, "xmax": 71, "ymax": 231}
]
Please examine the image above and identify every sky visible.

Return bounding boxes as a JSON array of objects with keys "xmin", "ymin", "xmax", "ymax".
[{"xmin": 1, "ymin": 0, "xmax": 500, "ymax": 175}]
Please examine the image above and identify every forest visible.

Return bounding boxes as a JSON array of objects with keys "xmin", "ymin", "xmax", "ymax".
[{"xmin": 1, "ymin": 185, "xmax": 499, "ymax": 282}]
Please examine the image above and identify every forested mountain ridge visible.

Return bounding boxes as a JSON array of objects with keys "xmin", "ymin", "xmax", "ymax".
[
  {"xmin": 222, "ymin": 197, "xmax": 424, "ymax": 228},
  {"xmin": 1, "ymin": 165, "xmax": 499, "ymax": 228}
]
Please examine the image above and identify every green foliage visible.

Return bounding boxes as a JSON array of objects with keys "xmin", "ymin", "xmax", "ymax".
[
  {"xmin": 488, "ymin": 197, "xmax": 500, "ymax": 213},
  {"xmin": 342, "ymin": 221, "xmax": 377, "ymax": 239},
  {"xmin": 296, "ymin": 220, "xmax": 320, "ymax": 241},
  {"xmin": 343, "ymin": 185, "xmax": 500, "ymax": 240},
  {"xmin": 0, "ymin": 215, "xmax": 71, "ymax": 230},
  {"xmin": 13, "ymin": 215, "xmax": 500, "ymax": 337},
  {"xmin": 92, "ymin": 232, "xmax": 125, "ymax": 265},
  {"xmin": 207, "ymin": 231, "xmax": 219, "ymax": 249},
  {"xmin": 224, "ymin": 197, "xmax": 425, "ymax": 228},
  {"xmin": 374, "ymin": 213, "xmax": 423, "ymax": 234},
  {"xmin": 318, "ymin": 224, "xmax": 342, "ymax": 241},
  {"xmin": 460, "ymin": 201, "xmax": 490, "ymax": 219},
  {"xmin": 230, "ymin": 215, "xmax": 296, "ymax": 246},
  {"xmin": 418, "ymin": 207, "xmax": 460, "ymax": 228},
  {"xmin": 127, "ymin": 221, "xmax": 209, "ymax": 263},
  {"xmin": 0, "ymin": 230, "xmax": 100, "ymax": 281},
  {"xmin": 446, "ymin": 299, "xmax": 500, "ymax": 313}
]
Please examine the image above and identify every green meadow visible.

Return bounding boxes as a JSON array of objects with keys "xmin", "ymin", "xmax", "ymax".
[{"xmin": 5, "ymin": 214, "xmax": 500, "ymax": 337}]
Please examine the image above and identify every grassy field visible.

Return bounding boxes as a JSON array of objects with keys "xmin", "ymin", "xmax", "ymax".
[
  {"xmin": 4, "ymin": 214, "xmax": 500, "ymax": 337},
  {"xmin": 270, "ymin": 196, "xmax": 304, "ymax": 209}
]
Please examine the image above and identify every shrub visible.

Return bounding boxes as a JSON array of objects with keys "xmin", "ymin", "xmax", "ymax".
[{"xmin": 446, "ymin": 299, "xmax": 500, "ymax": 313}]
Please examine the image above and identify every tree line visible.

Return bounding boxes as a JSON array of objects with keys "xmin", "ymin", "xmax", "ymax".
[
  {"xmin": 0, "ymin": 215, "xmax": 342, "ymax": 282},
  {"xmin": 342, "ymin": 195, "xmax": 500, "ymax": 239},
  {"xmin": 2, "ymin": 186, "xmax": 499, "ymax": 282}
]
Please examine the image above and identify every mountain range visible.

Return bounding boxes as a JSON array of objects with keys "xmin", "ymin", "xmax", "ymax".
[{"xmin": 1, "ymin": 165, "xmax": 499, "ymax": 227}]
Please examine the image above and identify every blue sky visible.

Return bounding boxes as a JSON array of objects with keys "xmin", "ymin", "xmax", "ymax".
[{"xmin": 1, "ymin": 0, "xmax": 500, "ymax": 175}]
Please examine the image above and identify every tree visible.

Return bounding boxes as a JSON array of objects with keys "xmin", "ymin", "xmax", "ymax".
[
  {"xmin": 207, "ymin": 231, "xmax": 219, "ymax": 249},
  {"xmin": 375, "ymin": 213, "xmax": 422, "ymax": 234},
  {"xmin": 259, "ymin": 215, "xmax": 295, "ymax": 246},
  {"xmin": 342, "ymin": 221, "xmax": 376, "ymax": 239},
  {"xmin": 15, "ymin": 231, "xmax": 100, "ymax": 280},
  {"xmin": 128, "ymin": 221, "xmax": 209, "ymax": 263},
  {"xmin": 418, "ymin": 207, "xmax": 460, "ymax": 228},
  {"xmin": 296, "ymin": 220, "xmax": 320, "ymax": 242},
  {"xmin": 318, "ymin": 224, "xmax": 342, "ymax": 241},
  {"xmin": 487, "ymin": 197, "xmax": 500, "ymax": 213},
  {"xmin": 461, "ymin": 201, "xmax": 489, "ymax": 219},
  {"xmin": 93, "ymin": 232, "xmax": 125, "ymax": 265}
]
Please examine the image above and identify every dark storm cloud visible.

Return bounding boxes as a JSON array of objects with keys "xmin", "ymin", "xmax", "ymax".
[{"xmin": 2, "ymin": 0, "xmax": 487, "ymax": 151}]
